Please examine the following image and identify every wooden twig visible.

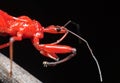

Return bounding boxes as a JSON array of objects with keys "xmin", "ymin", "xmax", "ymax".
[{"xmin": 0, "ymin": 53, "xmax": 43, "ymax": 83}]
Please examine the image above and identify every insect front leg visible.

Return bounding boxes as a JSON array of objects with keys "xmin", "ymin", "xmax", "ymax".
[
  {"xmin": 32, "ymin": 36, "xmax": 76, "ymax": 67},
  {"xmin": 41, "ymin": 44, "xmax": 76, "ymax": 67},
  {"xmin": 9, "ymin": 32, "xmax": 23, "ymax": 77}
]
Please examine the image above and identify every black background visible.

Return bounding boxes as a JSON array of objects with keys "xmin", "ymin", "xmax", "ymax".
[{"xmin": 1, "ymin": 1, "xmax": 118, "ymax": 83}]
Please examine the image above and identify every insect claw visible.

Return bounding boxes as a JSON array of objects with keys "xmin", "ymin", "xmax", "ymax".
[
  {"xmin": 43, "ymin": 61, "xmax": 48, "ymax": 67},
  {"xmin": 8, "ymin": 71, "xmax": 12, "ymax": 78},
  {"xmin": 43, "ymin": 61, "xmax": 57, "ymax": 67}
]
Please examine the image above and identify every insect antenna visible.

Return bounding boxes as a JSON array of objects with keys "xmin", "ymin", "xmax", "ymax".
[
  {"xmin": 63, "ymin": 20, "xmax": 82, "ymax": 43},
  {"xmin": 64, "ymin": 20, "xmax": 103, "ymax": 82}
]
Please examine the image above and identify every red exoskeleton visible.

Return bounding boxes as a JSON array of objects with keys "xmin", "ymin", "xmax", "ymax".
[{"xmin": 0, "ymin": 10, "xmax": 103, "ymax": 82}]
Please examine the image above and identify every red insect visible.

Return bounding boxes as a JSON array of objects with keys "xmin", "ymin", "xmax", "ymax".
[{"xmin": 0, "ymin": 10, "xmax": 103, "ymax": 82}]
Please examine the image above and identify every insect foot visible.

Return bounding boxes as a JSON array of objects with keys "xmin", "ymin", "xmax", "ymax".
[{"xmin": 43, "ymin": 61, "xmax": 57, "ymax": 67}]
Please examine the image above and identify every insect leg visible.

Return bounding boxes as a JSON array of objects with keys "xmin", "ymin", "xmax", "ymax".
[
  {"xmin": 0, "ymin": 43, "xmax": 10, "ymax": 49},
  {"xmin": 41, "ymin": 44, "xmax": 76, "ymax": 67},
  {"xmin": 9, "ymin": 32, "xmax": 23, "ymax": 77},
  {"xmin": 32, "ymin": 36, "xmax": 76, "ymax": 67},
  {"xmin": 50, "ymin": 31, "xmax": 68, "ymax": 45}
]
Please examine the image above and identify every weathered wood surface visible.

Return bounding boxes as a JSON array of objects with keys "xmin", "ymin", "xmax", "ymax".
[{"xmin": 0, "ymin": 53, "xmax": 43, "ymax": 83}]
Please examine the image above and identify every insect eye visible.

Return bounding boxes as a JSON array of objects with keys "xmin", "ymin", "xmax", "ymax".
[{"xmin": 56, "ymin": 27, "xmax": 61, "ymax": 32}]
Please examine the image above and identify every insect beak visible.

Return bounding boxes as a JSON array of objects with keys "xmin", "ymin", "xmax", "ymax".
[{"xmin": 44, "ymin": 25, "xmax": 67, "ymax": 34}]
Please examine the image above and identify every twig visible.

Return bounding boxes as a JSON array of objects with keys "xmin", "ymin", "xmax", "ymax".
[{"xmin": 0, "ymin": 53, "xmax": 43, "ymax": 83}]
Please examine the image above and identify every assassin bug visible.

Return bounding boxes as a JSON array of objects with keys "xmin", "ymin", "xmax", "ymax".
[{"xmin": 0, "ymin": 10, "xmax": 103, "ymax": 82}]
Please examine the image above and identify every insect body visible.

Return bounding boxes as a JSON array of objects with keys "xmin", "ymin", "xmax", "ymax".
[
  {"xmin": 0, "ymin": 10, "xmax": 103, "ymax": 82},
  {"xmin": 0, "ymin": 10, "xmax": 76, "ymax": 76}
]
